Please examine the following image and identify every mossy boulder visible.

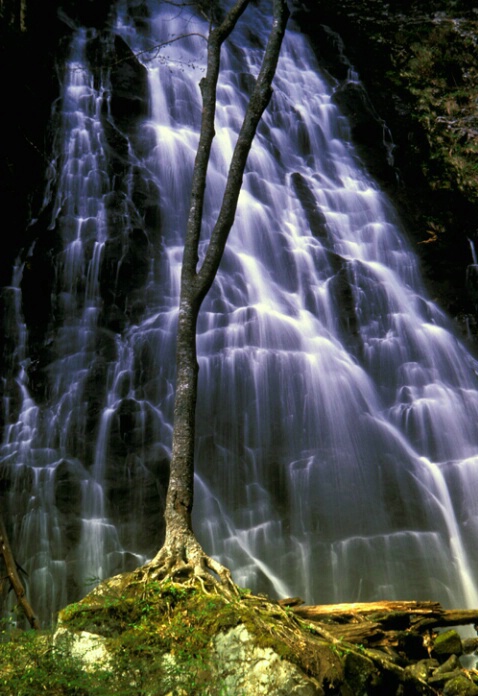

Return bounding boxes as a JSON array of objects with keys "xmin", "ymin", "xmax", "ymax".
[
  {"xmin": 443, "ymin": 674, "xmax": 478, "ymax": 696},
  {"xmin": 54, "ymin": 575, "xmax": 335, "ymax": 694},
  {"xmin": 433, "ymin": 629, "xmax": 463, "ymax": 659}
]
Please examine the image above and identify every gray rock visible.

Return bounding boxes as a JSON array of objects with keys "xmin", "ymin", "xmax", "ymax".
[
  {"xmin": 54, "ymin": 627, "xmax": 111, "ymax": 670},
  {"xmin": 56, "ymin": 623, "xmax": 319, "ymax": 695},
  {"xmin": 213, "ymin": 625, "xmax": 318, "ymax": 695}
]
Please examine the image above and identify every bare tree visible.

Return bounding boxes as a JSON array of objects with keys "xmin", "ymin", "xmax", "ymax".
[{"xmin": 141, "ymin": 0, "xmax": 289, "ymax": 591}]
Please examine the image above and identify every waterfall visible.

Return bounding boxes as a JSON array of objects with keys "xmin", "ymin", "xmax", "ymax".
[{"xmin": 2, "ymin": 0, "xmax": 478, "ymax": 625}]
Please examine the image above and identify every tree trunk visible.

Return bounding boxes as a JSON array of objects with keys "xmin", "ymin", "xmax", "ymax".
[
  {"xmin": 163, "ymin": 292, "xmax": 200, "ymax": 545},
  {"xmin": 0, "ymin": 514, "xmax": 40, "ymax": 629},
  {"xmin": 146, "ymin": 0, "xmax": 289, "ymax": 586}
]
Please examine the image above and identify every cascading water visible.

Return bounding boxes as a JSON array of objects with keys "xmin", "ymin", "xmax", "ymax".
[{"xmin": 2, "ymin": 0, "xmax": 478, "ymax": 625}]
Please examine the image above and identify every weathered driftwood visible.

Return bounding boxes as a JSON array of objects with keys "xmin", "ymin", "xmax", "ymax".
[{"xmin": 0, "ymin": 514, "xmax": 40, "ymax": 629}]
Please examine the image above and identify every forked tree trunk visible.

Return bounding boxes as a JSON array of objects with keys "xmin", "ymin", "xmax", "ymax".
[{"xmin": 150, "ymin": 0, "xmax": 289, "ymax": 577}]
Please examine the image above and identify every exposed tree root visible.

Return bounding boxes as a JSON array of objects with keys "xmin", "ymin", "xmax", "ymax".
[{"xmin": 135, "ymin": 533, "xmax": 239, "ymax": 600}]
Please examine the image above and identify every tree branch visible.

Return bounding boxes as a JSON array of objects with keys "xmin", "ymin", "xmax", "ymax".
[
  {"xmin": 195, "ymin": 0, "xmax": 289, "ymax": 300},
  {"xmin": 181, "ymin": 0, "xmax": 252, "ymax": 289}
]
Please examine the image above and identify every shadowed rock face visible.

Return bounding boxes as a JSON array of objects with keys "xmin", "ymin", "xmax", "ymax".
[
  {"xmin": 0, "ymin": 1, "xmax": 116, "ymax": 288},
  {"xmin": 296, "ymin": 0, "xmax": 478, "ymax": 345},
  {"xmin": 5, "ymin": 20, "xmax": 154, "ymax": 408},
  {"xmin": 1, "ymin": 4, "xmax": 167, "ymax": 596}
]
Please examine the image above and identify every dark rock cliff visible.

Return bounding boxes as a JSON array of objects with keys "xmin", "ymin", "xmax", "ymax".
[
  {"xmin": 0, "ymin": 1, "xmax": 116, "ymax": 287},
  {"xmin": 0, "ymin": 1, "xmax": 167, "ymax": 554},
  {"xmin": 297, "ymin": 0, "xmax": 478, "ymax": 344}
]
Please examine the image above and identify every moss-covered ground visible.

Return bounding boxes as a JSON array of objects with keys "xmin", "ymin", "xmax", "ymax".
[
  {"xmin": 2, "ymin": 572, "xmax": 478, "ymax": 694},
  {"xmin": 0, "ymin": 574, "xmax": 345, "ymax": 695}
]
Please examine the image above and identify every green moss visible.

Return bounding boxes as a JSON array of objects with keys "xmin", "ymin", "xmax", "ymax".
[
  {"xmin": 433, "ymin": 629, "xmax": 463, "ymax": 657},
  {"xmin": 60, "ymin": 577, "xmax": 298, "ymax": 665},
  {"xmin": 5, "ymin": 575, "xmax": 462, "ymax": 695},
  {"xmin": 53, "ymin": 576, "xmax": 345, "ymax": 693},
  {"xmin": 0, "ymin": 624, "xmax": 114, "ymax": 695},
  {"xmin": 343, "ymin": 651, "xmax": 381, "ymax": 694},
  {"xmin": 442, "ymin": 674, "xmax": 478, "ymax": 696}
]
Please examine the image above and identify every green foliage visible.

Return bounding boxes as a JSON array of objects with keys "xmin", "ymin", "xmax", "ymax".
[
  {"xmin": 3, "ymin": 584, "xmax": 227, "ymax": 693},
  {"xmin": 396, "ymin": 17, "xmax": 478, "ymax": 202},
  {"xmin": 0, "ymin": 610, "xmax": 227, "ymax": 695},
  {"xmin": 6, "ymin": 578, "xmax": 443, "ymax": 695},
  {"xmin": 0, "ymin": 622, "xmax": 113, "ymax": 696}
]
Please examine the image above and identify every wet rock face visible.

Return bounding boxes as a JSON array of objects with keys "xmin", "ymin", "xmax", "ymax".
[
  {"xmin": 15, "ymin": 22, "xmax": 157, "ymax": 398},
  {"xmin": 54, "ymin": 460, "xmax": 84, "ymax": 549},
  {"xmin": 0, "ymin": 8, "xmax": 166, "ymax": 596},
  {"xmin": 99, "ymin": 227, "xmax": 151, "ymax": 323},
  {"xmin": 331, "ymin": 80, "xmax": 395, "ymax": 184},
  {"xmin": 110, "ymin": 36, "xmax": 149, "ymax": 129},
  {"xmin": 0, "ymin": 2, "xmax": 114, "ymax": 291},
  {"xmin": 57, "ymin": 0, "xmax": 115, "ymax": 28},
  {"xmin": 0, "ymin": 5, "xmax": 61, "ymax": 289},
  {"xmin": 299, "ymin": 0, "xmax": 478, "ymax": 343}
]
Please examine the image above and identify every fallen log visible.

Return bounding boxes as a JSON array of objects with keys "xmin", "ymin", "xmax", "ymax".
[
  {"xmin": 0, "ymin": 514, "xmax": 40, "ymax": 630},
  {"xmin": 289, "ymin": 600, "xmax": 478, "ymax": 654},
  {"xmin": 283, "ymin": 599, "xmax": 478, "ymax": 694},
  {"xmin": 313, "ymin": 620, "xmax": 387, "ymax": 646},
  {"xmin": 292, "ymin": 601, "xmax": 478, "ymax": 631}
]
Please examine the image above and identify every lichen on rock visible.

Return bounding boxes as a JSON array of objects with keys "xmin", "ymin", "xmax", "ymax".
[{"xmin": 212, "ymin": 625, "xmax": 317, "ymax": 695}]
